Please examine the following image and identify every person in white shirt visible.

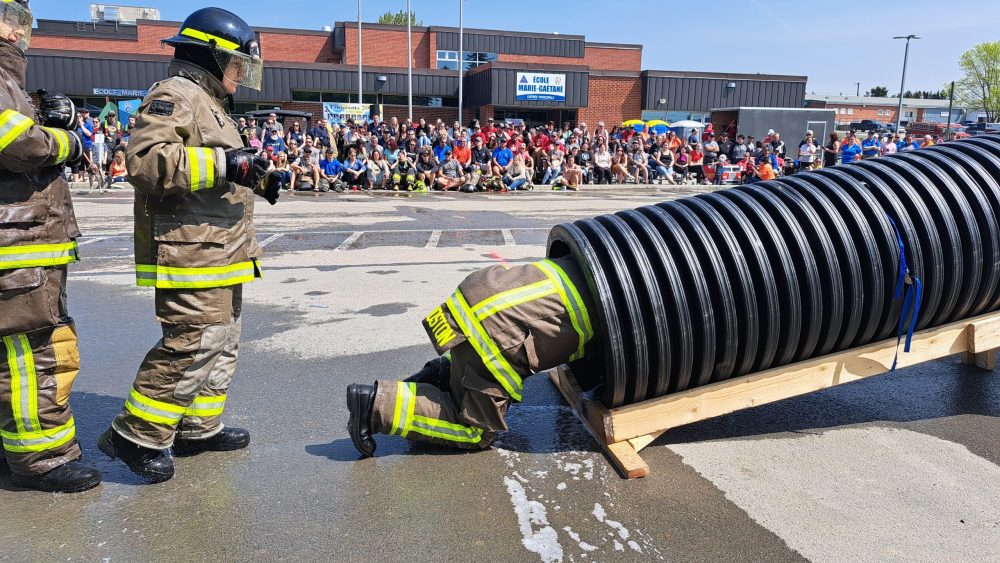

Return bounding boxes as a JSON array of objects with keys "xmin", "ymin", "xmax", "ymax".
[{"xmin": 797, "ymin": 132, "xmax": 817, "ymax": 172}]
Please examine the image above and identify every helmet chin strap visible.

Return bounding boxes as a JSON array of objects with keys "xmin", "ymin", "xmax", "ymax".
[{"xmin": 227, "ymin": 94, "xmax": 235, "ymax": 113}]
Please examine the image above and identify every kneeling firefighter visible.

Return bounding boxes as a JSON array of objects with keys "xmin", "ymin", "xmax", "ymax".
[
  {"xmin": 347, "ymin": 256, "xmax": 594, "ymax": 455},
  {"xmin": 98, "ymin": 7, "xmax": 281, "ymax": 483},
  {"xmin": 0, "ymin": 0, "xmax": 101, "ymax": 493}
]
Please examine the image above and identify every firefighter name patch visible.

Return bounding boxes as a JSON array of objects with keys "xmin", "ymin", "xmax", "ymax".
[{"xmin": 147, "ymin": 100, "xmax": 175, "ymax": 116}]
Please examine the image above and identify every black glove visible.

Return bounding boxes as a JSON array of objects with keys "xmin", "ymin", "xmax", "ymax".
[
  {"xmin": 65, "ymin": 130, "xmax": 84, "ymax": 164},
  {"xmin": 37, "ymin": 91, "xmax": 77, "ymax": 130},
  {"xmin": 255, "ymin": 171, "xmax": 281, "ymax": 205},
  {"xmin": 224, "ymin": 147, "xmax": 271, "ymax": 188}
]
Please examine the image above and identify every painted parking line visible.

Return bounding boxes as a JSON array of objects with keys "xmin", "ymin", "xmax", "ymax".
[
  {"xmin": 259, "ymin": 233, "xmax": 285, "ymax": 248},
  {"xmin": 502, "ymin": 229, "xmax": 516, "ymax": 246},
  {"xmin": 77, "ymin": 236, "xmax": 111, "ymax": 246},
  {"xmin": 425, "ymin": 230, "xmax": 442, "ymax": 249},
  {"xmin": 335, "ymin": 231, "xmax": 364, "ymax": 251}
]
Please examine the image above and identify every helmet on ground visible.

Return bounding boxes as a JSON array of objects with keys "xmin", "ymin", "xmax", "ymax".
[
  {"xmin": 162, "ymin": 7, "xmax": 262, "ymax": 90},
  {"xmin": 0, "ymin": 0, "xmax": 32, "ymax": 53}
]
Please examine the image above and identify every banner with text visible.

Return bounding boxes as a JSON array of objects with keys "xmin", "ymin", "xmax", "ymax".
[
  {"xmin": 323, "ymin": 102, "xmax": 370, "ymax": 125},
  {"xmin": 515, "ymin": 72, "xmax": 566, "ymax": 102}
]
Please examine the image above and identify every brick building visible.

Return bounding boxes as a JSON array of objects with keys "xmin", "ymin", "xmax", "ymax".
[
  {"xmin": 804, "ymin": 94, "xmax": 961, "ymax": 127},
  {"xmin": 27, "ymin": 17, "xmax": 808, "ymax": 128}
]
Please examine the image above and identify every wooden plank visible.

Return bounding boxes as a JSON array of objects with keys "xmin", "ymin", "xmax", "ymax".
[
  {"xmin": 627, "ymin": 431, "xmax": 667, "ymax": 452},
  {"xmin": 968, "ymin": 315, "xmax": 1000, "ymax": 353},
  {"xmin": 604, "ymin": 313, "xmax": 996, "ymax": 444},
  {"xmin": 549, "ymin": 368, "xmax": 649, "ymax": 479},
  {"xmin": 962, "ymin": 350, "xmax": 997, "ymax": 371}
]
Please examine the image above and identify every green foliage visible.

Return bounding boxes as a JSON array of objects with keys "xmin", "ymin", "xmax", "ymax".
[
  {"xmin": 865, "ymin": 86, "xmax": 889, "ymax": 97},
  {"xmin": 954, "ymin": 41, "xmax": 1000, "ymax": 122},
  {"xmin": 376, "ymin": 10, "xmax": 422, "ymax": 26}
]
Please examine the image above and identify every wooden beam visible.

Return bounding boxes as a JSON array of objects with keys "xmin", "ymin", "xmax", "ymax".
[
  {"xmin": 604, "ymin": 313, "xmax": 1000, "ymax": 444},
  {"xmin": 961, "ymin": 350, "xmax": 997, "ymax": 371}
]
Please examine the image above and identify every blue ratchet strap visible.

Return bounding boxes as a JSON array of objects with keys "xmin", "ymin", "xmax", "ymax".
[{"xmin": 886, "ymin": 216, "xmax": 923, "ymax": 370}]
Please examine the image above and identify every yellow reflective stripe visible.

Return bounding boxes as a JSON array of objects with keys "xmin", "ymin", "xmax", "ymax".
[
  {"xmin": 3, "ymin": 335, "xmax": 27, "ymax": 434},
  {"xmin": 135, "ymin": 261, "xmax": 257, "ymax": 289},
  {"xmin": 390, "ymin": 381, "xmax": 406, "ymax": 436},
  {"xmin": 180, "ymin": 28, "xmax": 240, "ymax": 51},
  {"xmin": 42, "ymin": 126, "xmax": 70, "ymax": 163},
  {"xmin": 472, "ymin": 279, "xmax": 557, "ymax": 321},
  {"xmin": 124, "ymin": 388, "xmax": 186, "ymax": 426},
  {"xmin": 0, "ymin": 241, "xmax": 80, "ymax": 270},
  {"xmin": 0, "ymin": 419, "xmax": 76, "ymax": 453},
  {"xmin": 534, "ymin": 259, "xmax": 594, "ymax": 361},
  {"xmin": 446, "ymin": 290, "xmax": 523, "ymax": 401},
  {"xmin": 187, "ymin": 147, "xmax": 216, "ymax": 191},
  {"xmin": 401, "ymin": 382, "xmax": 417, "ymax": 437},
  {"xmin": 183, "ymin": 395, "xmax": 227, "ymax": 417},
  {"xmin": 410, "ymin": 415, "xmax": 484, "ymax": 444},
  {"xmin": 20, "ymin": 334, "xmax": 41, "ymax": 432},
  {"xmin": 0, "ymin": 109, "xmax": 33, "ymax": 153}
]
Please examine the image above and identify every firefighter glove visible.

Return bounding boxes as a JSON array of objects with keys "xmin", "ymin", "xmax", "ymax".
[
  {"xmin": 224, "ymin": 147, "xmax": 271, "ymax": 188},
  {"xmin": 38, "ymin": 91, "xmax": 78, "ymax": 130}
]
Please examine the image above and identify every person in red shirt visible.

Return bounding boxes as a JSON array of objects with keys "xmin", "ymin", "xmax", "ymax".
[
  {"xmin": 701, "ymin": 123, "xmax": 715, "ymax": 142},
  {"xmin": 452, "ymin": 137, "xmax": 472, "ymax": 168},
  {"xmin": 481, "ymin": 118, "xmax": 496, "ymax": 138}
]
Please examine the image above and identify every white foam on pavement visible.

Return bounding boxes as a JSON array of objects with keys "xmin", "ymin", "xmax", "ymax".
[
  {"xmin": 668, "ymin": 427, "xmax": 1000, "ymax": 562},
  {"xmin": 504, "ymin": 476, "xmax": 563, "ymax": 563}
]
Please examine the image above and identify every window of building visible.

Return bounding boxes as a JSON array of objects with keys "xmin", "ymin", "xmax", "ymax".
[
  {"xmin": 291, "ymin": 90, "xmax": 376, "ymax": 104},
  {"xmin": 382, "ymin": 95, "xmax": 458, "ymax": 108},
  {"xmin": 436, "ymin": 50, "xmax": 497, "ymax": 71},
  {"xmin": 847, "ymin": 108, "xmax": 854, "ymax": 115}
]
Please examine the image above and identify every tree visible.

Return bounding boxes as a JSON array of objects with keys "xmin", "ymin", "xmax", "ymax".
[
  {"xmin": 954, "ymin": 41, "xmax": 1000, "ymax": 123},
  {"xmin": 865, "ymin": 86, "xmax": 889, "ymax": 97},
  {"xmin": 376, "ymin": 10, "xmax": 422, "ymax": 26}
]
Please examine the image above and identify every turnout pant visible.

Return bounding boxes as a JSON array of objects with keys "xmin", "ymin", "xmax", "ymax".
[
  {"xmin": 0, "ymin": 267, "xmax": 82, "ymax": 476},
  {"xmin": 113, "ymin": 285, "xmax": 242, "ymax": 450},
  {"xmin": 372, "ymin": 344, "xmax": 511, "ymax": 449}
]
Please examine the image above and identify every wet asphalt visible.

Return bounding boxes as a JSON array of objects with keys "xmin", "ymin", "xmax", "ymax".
[{"xmin": 1, "ymin": 188, "xmax": 998, "ymax": 562}]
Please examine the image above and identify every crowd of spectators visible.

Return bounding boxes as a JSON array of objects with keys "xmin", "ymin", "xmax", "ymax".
[{"xmin": 71, "ymin": 109, "xmax": 135, "ymax": 193}]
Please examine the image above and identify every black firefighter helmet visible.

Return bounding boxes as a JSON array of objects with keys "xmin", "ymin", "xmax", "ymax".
[
  {"xmin": 0, "ymin": 0, "xmax": 32, "ymax": 53},
  {"xmin": 162, "ymin": 7, "xmax": 262, "ymax": 91}
]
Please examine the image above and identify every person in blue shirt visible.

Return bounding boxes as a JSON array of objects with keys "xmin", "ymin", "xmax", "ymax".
[
  {"xmin": 840, "ymin": 132, "xmax": 863, "ymax": 164},
  {"xmin": 432, "ymin": 136, "xmax": 449, "ymax": 164},
  {"xmin": 319, "ymin": 148, "xmax": 344, "ymax": 192},
  {"xmin": 861, "ymin": 131, "xmax": 881, "ymax": 159},
  {"xmin": 492, "ymin": 142, "xmax": 514, "ymax": 177},
  {"xmin": 262, "ymin": 127, "xmax": 286, "ymax": 153},
  {"xmin": 342, "ymin": 147, "xmax": 368, "ymax": 191}
]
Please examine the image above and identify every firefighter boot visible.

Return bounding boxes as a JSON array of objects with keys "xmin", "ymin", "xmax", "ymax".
[
  {"xmin": 9, "ymin": 460, "xmax": 102, "ymax": 493},
  {"xmin": 403, "ymin": 355, "xmax": 452, "ymax": 388},
  {"xmin": 347, "ymin": 383, "xmax": 377, "ymax": 457},
  {"xmin": 173, "ymin": 428, "xmax": 251, "ymax": 456},
  {"xmin": 98, "ymin": 428, "xmax": 174, "ymax": 483}
]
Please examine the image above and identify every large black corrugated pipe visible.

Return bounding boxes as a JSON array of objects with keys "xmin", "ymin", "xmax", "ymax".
[{"xmin": 548, "ymin": 134, "xmax": 1000, "ymax": 408}]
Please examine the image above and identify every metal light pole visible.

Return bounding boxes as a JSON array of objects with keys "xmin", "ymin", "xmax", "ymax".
[
  {"xmin": 458, "ymin": 0, "xmax": 464, "ymax": 126},
  {"xmin": 407, "ymin": 0, "xmax": 413, "ymax": 122},
  {"xmin": 855, "ymin": 82, "xmax": 860, "ymax": 97},
  {"xmin": 357, "ymin": 0, "xmax": 363, "ymax": 106},
  {"xmin": 893, "ymin": 35, "xmax": 919, "ymax": 133}
]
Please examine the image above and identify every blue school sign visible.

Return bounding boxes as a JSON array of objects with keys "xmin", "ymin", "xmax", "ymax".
[{"xmin": 515, "ymin": 72, "xmax": 566, "ymax": 102}]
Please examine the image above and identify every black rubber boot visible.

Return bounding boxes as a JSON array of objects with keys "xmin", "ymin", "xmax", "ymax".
[
  {"xmin": 98, "ymin": 427, "xmax": 174, "ymax": 484},
  {"xmin": 9, "ymin": 460, "xmax": 101, "ymax": 493},
  {"xmin": 347, "ymin": 383, "xmax": 377, "ymax": 457},
  {"xmin": 403, "ymin": 355, "xmax": 452, "ymax": 388},
  {"xmin": 173, "ymin": 427, "xmax": 250, "ymax": 457}
]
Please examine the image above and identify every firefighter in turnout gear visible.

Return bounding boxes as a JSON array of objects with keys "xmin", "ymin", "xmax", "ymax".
[
  {"xmin": 98, "ymin": 7, "xmax": 280, "ymax": 483},
  {"xmin": 347, "ymin": 255, "xmax": 595, "ymax": 455},
  {"xmin": 0, "ymin": 0, "xmax": 101, "ymax": 493}
]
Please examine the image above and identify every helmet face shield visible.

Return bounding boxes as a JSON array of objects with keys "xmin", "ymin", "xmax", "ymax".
[
  {"xmin": 212, "ymin": 44, "xmax": 262, "ymax": 91},
  {"xmin": 0, "ymin": 1, "xmax": 32, "ymax": 53}
]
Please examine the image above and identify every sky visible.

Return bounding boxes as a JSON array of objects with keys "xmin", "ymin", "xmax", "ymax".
[{"xmin": 30, "ymin": 0, "xmax": 1000, "ymax": 95}]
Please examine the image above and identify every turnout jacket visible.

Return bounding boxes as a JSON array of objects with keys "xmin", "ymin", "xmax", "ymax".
[
  {"xmin": 126, "ymin": 60, "xmax": 261, "ymax": 289},
  {"xmin": 0, "ymin": 41, "xmax": 82, "ymax": 275},
  {"xmin": 422, "ymin": 256, "xmax": 595, "ymax": 401}
]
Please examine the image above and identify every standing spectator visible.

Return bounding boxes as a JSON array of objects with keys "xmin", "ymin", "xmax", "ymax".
[
  {"xmin": 436, "ymin": 149, "xmax": 466, "ymax": 191},
  {"xmin": 342, "ymin": 147, "xmax": 368, "ymax": 191},
  {"xmin": 823, "ymin": 132, "xmax": 841, "ymax": 168},
  {"xmin": 861, "ymin": 131, "xmax": 881, "ymax": 159},
  {"xmin": 730, "ymin": 134, "xmax": 749, "ymax": 162},
  {"xmin": 881, "ymin": 135, "xmax": 897, "ymax": 156},
  {"xmin": 103, "ymin": 112, "xmax": 121, "ymax": 149},
  {"xmin": 309, "ymin": 118, "xmax": 331, "ymax": 149},
  {"xmin": 90, "ymin": 116, "xmax": 107, "ymax": 189},
  {"xmin": 798, "ymin": 132, "xmax": 817, "ymax": 171},
  {"xmin": 687, "ymin": 128, "xmax": 700, "ymax": 147},
  {"xmin": 756, "ymin": 151, "xmax": 777, "ymax": 180},
  {"xmin": 717, "ymin": 133, "xmax": 734, "ymax": 162},
  {"xmin": 74, "ymin": 109, "xmax": 94, "ymax": 182},
  {"xmin": 264, "ymin": 112, "xmax": 283, "ymax": 134},
  {"xmin": 366, "ymin": 149, "xmax": 390, "ymax": 190},
  {"xmin": 769, "ymin": 132, "xmax": 786, "ymax": 160},
  {"xmin": 899, "ymin": 133, "xmax": 919, "ymax": 151},
  {"xmin": 841, "ymin": 132, "xmax": 863, "ymax": 163},
  {"xmin": 703, "ymin": 133, "xmax": 720, "ymax": 164},
  {"xmin": 319, "ymin": 148, "xmax": 344, "ymax": 192},
  {"xmin": 921, "ymin": 135, "xmax": 935, "ymax": 148}
]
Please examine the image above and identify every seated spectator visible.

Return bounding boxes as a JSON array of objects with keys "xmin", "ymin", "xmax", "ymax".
[
  {"xmin": 414, "ymin": 148, "xmax": 437, "ymax": 191},
  {"xmin": 432, "ymin": 135, "xmax": 450, "ymax": 164},
  {"xmin": 453, "ymin": 137, "xmax": 472, "ymax": 169},
  {"xmin": 675, "ymin": 146, "xmax": 690, "ymax": 179},
  {"xmin": 739, "ymin": 152, "xmax": 757, "ymax": 183},
  {"xmin": 319, "ymin": 148, "xmax": 344, "ymax": 192},
  {"xmin": 542, "ymin": 147, "xmax": 564, "ymax": 185},
  {"xmin": 650, "ymin": 147, "xmax": 675, "ymax": 185},
  {"xmin": 342, "ymin": 148, "xmax": 368, "ymax": 191},
  {"xmin": 611, "ymin": 147, "xmax": 630, "ymax": 184},
  {"xmin": 574, "ymin": 143, "xmax": 593, "ymax": 184},
  {"xmin": 286, "ymin": 139, "xmax": 302, "ymax": 161},
  {"xmin": 630, "ymin": 142, "xmax": 650, "ymax": 184},
  {"xmin": 107, "ymin": 150, "xmax": 128, "ymax": 185},
  {"xmin": 273, "ymin": 152, "xmax": 292, "ymax": 190},
  {"xmin": 436, "ymin": 149, "xmax": 467, "ymax": 191},
  {"xmin": 593, "ymin": 144, "xmax": 613, "ymax": 184},
  {"xmin": 263, "ymin": 128, "xmax": 286, "ymax": 153},
  {"xmin": 247, "ymin": 128, "xmax": 262, "ymax": 152},
  {"xmin": 286, "ymin": 120, "xmax": 305, "ymax": 146},
  {"xmin": 393, "ymin": 143, "xmax": 416, "ymax": 191},
  {"xmin": 302, "ymin": 138, "xmax": 322, "ymax": 165},
  {"xmin": 492, "ymin": 141, "xmax": 514, "ymax": 179},
  {"xmin": 309, "ymin": 118, "xmax": 331, "ymax": 149},
  {"xmin": 469, "ymin": 136, "xmax": 492, "ymax": 188},
  {"xmin": 560, "ymin": 154, "xmax": 583, "ymax": 190},
  {"xmin": 503, "ymin": 155, "xmax": 531, "ymax": 191},
  {"xmin": 291, "ymin": 148, "xmax": 320, "ymax": 191},
  {"xmin": 367, "ymin": 148, "xmax": 391, "ymax": 190}
]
